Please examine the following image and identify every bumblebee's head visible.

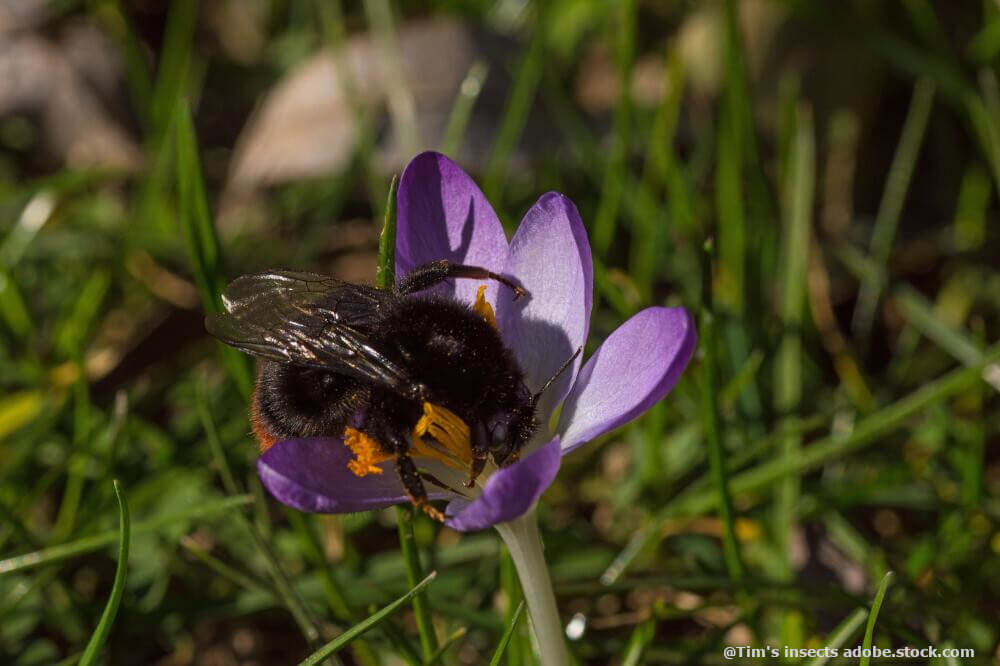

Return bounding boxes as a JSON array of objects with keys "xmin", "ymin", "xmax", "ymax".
[{"xmin": 486, "ymin": 402, "xmax": 537, "ymax": 466}]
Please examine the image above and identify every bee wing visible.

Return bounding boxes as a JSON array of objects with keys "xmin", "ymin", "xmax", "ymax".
[{"xmin": 206, "ymin": 271, "xmax": 413, "ymax": 390}]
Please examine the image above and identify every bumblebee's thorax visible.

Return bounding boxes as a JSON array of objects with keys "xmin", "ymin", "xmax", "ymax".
[{"xmin": 377, "ymin": 295, "xmax": 529, "ymax": 418}]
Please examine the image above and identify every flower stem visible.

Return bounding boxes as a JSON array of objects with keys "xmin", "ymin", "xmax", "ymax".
[
  {"xmin": 395, "ymin": 506, "xmax": 438, "ymax": 659},
  {"xmin": 494, "ymin": 510, "xmax": 569, "ymax": 666}
]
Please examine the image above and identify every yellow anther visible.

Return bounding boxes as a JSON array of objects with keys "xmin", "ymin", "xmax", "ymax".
[
  {"xmin": 343, "ymin": 404, "xmax": 473, "ymax": 478},
  {"xmin": 473, "ymin": 284, "xmax": 498, "ymax": 329},
  {"xmin": 412, "ymin": 402, "xmax": 472, "ymax": 469},
  {"xmin": 343, "ymin": 427, "xmax": 393, "ymax": 477}
]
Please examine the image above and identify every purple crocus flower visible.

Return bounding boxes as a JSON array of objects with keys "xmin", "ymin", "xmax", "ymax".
[{"xmin": 257, "ymin": 152, "xmax": 697, "ymax": 532}]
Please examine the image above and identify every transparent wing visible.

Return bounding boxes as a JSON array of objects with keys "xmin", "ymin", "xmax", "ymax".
[{"xmin": 206, "ymin": 271, "xmax": 412, "ymax": 390}]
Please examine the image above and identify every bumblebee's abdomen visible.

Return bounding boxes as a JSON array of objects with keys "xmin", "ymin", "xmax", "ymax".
[
  {"xmin": 253, "ymin": 361, "xmax": 367, "ymax": 445},
  {"xmin": 377, "ymin": 296, "xmax": 526, "ymax": 415}
]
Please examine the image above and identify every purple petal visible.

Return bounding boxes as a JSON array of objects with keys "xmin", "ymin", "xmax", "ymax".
[
  {"xmin": 558, "ymin": 307, "xmax": 696, "ymax": 453},
  {"xmin": 396, "ymin": 151, "xmax": 509, "ymax": 303},
  {"xmin": 496, "ymin": 193, "xmax": 593, "ymax": 419},
  {"xmin": 258, "ymin": 437, "xmax": 448, "ymax": 513},
  {"xmin": 445, "ymin": 437, "xmax": 562, "ymax": 532}
]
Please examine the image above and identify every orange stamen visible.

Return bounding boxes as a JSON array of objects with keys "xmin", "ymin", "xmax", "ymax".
[{"xmin": 473, "ymin": 285, "xmax": 498, "ymax": 329}]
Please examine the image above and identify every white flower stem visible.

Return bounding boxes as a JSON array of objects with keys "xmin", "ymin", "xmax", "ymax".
[{"xmin": 494, "ymin": 509, "xmax": 569, "ymax": 666}]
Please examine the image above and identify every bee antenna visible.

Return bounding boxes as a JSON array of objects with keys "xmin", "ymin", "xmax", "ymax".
[{"xmin": 531, "ymin": 346, "xmax": 583, "ymax": 407}]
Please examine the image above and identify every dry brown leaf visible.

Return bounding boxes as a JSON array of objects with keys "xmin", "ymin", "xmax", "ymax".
[
  {"xmin": 0, "ymin": 32, "xmax": 141, "ymax": 170},
  {"xmin": 226, "ymin": 18, "xmax": 477, "ymax": 192}
]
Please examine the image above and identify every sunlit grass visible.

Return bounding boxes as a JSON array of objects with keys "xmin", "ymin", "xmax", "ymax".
[{"xmin": 1, "ymin": 1, "xmax": 998, "ymax": 663}]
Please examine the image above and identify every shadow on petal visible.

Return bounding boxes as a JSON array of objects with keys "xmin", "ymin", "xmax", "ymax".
[
  {"xmin": 497, "ymin": 192, "xmax": 592, "ymax": 418},
  {"xmin": 396, "ymin": 151, "xmax": 508, "ymax": 304}
]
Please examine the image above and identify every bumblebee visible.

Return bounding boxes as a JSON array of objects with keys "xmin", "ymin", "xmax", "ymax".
[{"xmin": 207, "ymin": 260, "xmax": 572, "ymax": 521}]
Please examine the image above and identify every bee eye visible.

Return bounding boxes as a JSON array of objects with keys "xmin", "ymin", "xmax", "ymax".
[{"xmin": 490, "ymin": 420, "xmax": 508, "ymax": 447}]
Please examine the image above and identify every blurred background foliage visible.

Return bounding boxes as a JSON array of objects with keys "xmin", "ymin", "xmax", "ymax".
[{"xmin": 1, "ymin": 0, "xmax": 999, "ymax": 663}]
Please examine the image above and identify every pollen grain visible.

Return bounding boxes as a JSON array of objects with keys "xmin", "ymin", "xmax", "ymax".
[{"xmin": 343, "ymin": 427, "xmax": 393, "ymax": 477}]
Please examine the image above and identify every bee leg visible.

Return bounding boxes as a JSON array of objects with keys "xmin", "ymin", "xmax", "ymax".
[
  {"xmin": 398, "ymin": 260, "xmax": 526, "ymax": 300},
  {"xmin": 467, "ymin": 422, "xmax": 489, "ymax": 488},
  {"xmin": 466, "ymin": 455, "xmax": 487, "ymax": 488},
  {"xmin": 421, "ymin": 471, "xmax": 470, "ymax": 497},
  {"xmin": 396, "ymin": 453, "xmax": 445, "ymax": 522}
]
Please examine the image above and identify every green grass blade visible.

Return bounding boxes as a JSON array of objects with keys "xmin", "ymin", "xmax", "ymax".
[
  {"xmin": 620, "ymin": 617, "xmax": 655, "ymax": 666},
  {"xmin": 179, "ymin": 535, "xmax": 277, "ymax": 600},
  {"xmin": 285, "ymin": 512, "xmax": 383, "ymax": 666},
  {"xmin": 197, "ymin": 380, "xmax": 325, "ymax": 648},
  {"xmin": 426, "ymin": 627, "xmax": 468, "ymax": 665},
  {"xmin": 368, "ymin": 615, "xmax": 423, "ymax": 666},
  {"xmin": 592, "ymin": 0, "xmax": 636, "ymax": 256},
  {"xmin": 774, "ymin": 103, "xmax": 815, "ymax": 587},
  {"xmin": 967, "ymin": 19, "xmax": 1000, "ymax": 62},
  {"xmin": 719, "ymin": 350, "xmax": 997, "ymax": 497},
  {"xmin": 441, "ymin": 61, "xmax": 489, "ymax": 156},
  {"xmin": 395, "ymin": 507, "xmax": 439, "ymax": 659},
  {"xmin": 802, "ymin": 608, "xmax": 867, "ymax": 666},
  {"xmin": 702, "ymin": 311, "xmax": 744, "ymax": 581},
  {"xmin": 377, "ymin": 175, "xmax": 399, "ymax": 291},
  {"xmin": 2, "ymin": 191, "xmax": 55, "ymax": 268},
  {"xmin": 700, "ymin": 243, "xmax": 744, "ymax": 582},
  {"xmin": 78, "ymin": 480, "xmax": 131, "ymax": 666},
  {"xmin": 499, "ymin": 545, "xmax": 530, "ymax": 665},
  {"xmin": 54, "ymin": 268, "xmax": 111, "ymax": 358},
  {"xmin": 901, "ymin": 0, "xmax": 948, "ymax": 51},
  {"xmin": 0, "ymin": 191, "xmax": 54, "ymax": 341},
  {"xmin": 0, "ymin": 495, "xmax": 251, "ymax": 576},
  {"xmin": 173, "ymin": 100, "xmax": 253, "ymax": 397},
  {"xmin": 822, "ymin": 511, "xmax": 889, "ymax": 583},
  {"xmin": 974, "ymin": 68, "xmax": 1000, "ymax": 193},
  {"xmin": 315, "ymin": 0, "xmax": 386, "ymax": 217},
  {"xmin": 953, "ymin": 165, "xmax": 989, "ymax": 251},
  {"xmin": 963, "ymin": 93, "xmax": 1000, "ymax": 195},
  {"xmin": 151, "ymin": 0, "xmax": 197, "ymax": 136},
  {"xmin": 195, "ymin": 380, "xmax": 241, "ymax": 497},
  {"xmin": 286, "ymin": 512, "xmax": 353, "ymax": 621},
  {"xmin": 714, "ymin": 97, "xmax": 744, "ymax": 314},
  {"xmin": 54, "ymin": 382, "xmax": 126, "ymax": 542},
  {"xmin": 173, "ymin": 102, "xmax": 221, "ymax": 308},
  {"xmin": 720, "ymin": 349, "xmax": 764, "ymax": 409},
  {"xmin": 893, "ymin": 285, "xmax": 990, "ymax": 370},
  {"xmin": 297, "ymin": 572, "xmax": 437, "ymax": 665},
  {"xmin": 602, "ymin": 345, "xmax": 1000, "ymax": 582},
  {"xmin": 631, "ymin": 48, "xmax": 685, "ymax": 298},
  {"xmin": 484, "ymin": 5, "xmax": 545, "ymax": 204},
  {"xmin": 363, "ymin": 0, "xmax": 421, "ymax": 157},
  {"xmin": 859, "ymin": 572, "xmax": 894, "ymax": 666},
  {"xmin": 851, "ymin": 78, "xmax": 935, "ymax": 339},
  {"xmin": 714, "ymin": 0, "xmax": 759, "ymax": 315},
  {"xmin": 0, "ymin": 269, "xmax": 33, "ymax": 341},
  {"xmin": 94, "ymin": 1, "xmax": 154, "ymax": 130},
  {"xmin": 488, "ymin": 600, "xmax": 525, "ymax": 666}
]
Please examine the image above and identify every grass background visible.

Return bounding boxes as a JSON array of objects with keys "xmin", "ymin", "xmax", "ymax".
[{"xmin": 1, "ymin": 0, "xmax": 999, "ymax": 664}]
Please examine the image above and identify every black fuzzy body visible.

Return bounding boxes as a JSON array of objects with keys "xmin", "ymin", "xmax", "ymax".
[
  {"xmin": 252, "ymin": 292, "xmax": 537, "ymax": 501},
  {"xmin": 208, "ymin": 262, "xmax": 539, "ymax": 512}
]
